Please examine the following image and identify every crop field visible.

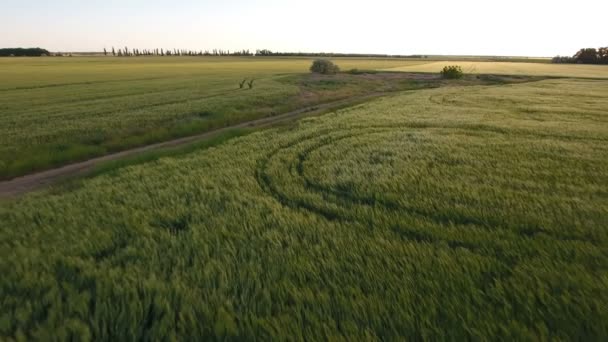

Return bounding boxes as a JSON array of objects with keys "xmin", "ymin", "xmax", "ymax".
[
  {"xmin": 0, "ymin": 57, "xmax": 430, "ymax": 179},
  {"xmin": 386, "ymin": 61, "xmax": 608, "ymax": 78},
  {"xmin": 2, "ymin": 77, "xmax": 607, "ymax": 339},
  {"xmin": 2, "ymin": 57, "xmax": 605, "ymax": 180}
]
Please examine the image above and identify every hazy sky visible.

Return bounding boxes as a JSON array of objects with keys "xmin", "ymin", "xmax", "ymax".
[{"xmin": 1, "ymin": 0, "xmax": 606, "ymax": 56}]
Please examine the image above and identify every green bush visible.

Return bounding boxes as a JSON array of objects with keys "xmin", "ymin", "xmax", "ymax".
[
  {"xmin": 310, "ymin": 59, "xmax": 340, "ymax": 75},
  {"xmin": 440, "ymin": 65, "xmax": 464, "ymax": 79}
]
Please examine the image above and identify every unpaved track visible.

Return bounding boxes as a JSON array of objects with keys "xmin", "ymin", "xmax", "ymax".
[{"xmin": 0, "ymin": 93, "xmax": 388, "ymax": 199}]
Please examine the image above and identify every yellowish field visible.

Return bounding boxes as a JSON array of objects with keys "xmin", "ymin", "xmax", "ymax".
[
  {"xmin": 385, "ymin": 61, "xmax": 608, "ymax": 78},
  {"xmin": 0, "ymin": 57, "xmax": 430, "ymax": 89}
]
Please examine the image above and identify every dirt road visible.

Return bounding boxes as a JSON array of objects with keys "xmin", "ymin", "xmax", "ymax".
[{"xmin": 0, "ymin": 92, "xmax": 388, "ymax": 198}]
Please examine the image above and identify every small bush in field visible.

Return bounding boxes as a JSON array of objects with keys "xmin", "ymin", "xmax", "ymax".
[
  {"xmin": 440, "ymin": 65, "xmax": 464, "ymax": 79},
  {"xmin": 310, "ymin": 59, "xmax": 340, "ymax": 75}
]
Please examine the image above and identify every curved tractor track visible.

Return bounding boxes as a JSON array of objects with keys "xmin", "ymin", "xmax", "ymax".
[
  {"xmin": 253, "ymin": 122, "xmax": 597, "ymax": 273},
  {"xmin": 0, "ymin": 92, "xmax": 390, "ymax": 198}
]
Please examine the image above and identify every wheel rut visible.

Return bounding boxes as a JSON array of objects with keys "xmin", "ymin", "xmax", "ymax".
[{"xmin": 0, "ymin": 92, "xmax": 389, "ymax": 198}]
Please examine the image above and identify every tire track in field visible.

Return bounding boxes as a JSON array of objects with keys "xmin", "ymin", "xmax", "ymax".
[
  {"xmin": 0, "ymin": 92, "xmax": 389, "ymax": 198},
  {"xmin": 254, "ymin": 126, "xmax": 500, "ymax": 227},
  {"xmin": 3, "ymin": 82, "xmax": 234, "ymax": 116},
  {"xmin": 0, "ymin": 76, "xmax": 175, "ymax": 92},
  {"xmin": 6, "ymin": 87, "xmax": 243, "ymax": 123},
  {"xmin": 252, "ymin": 127, "xmax": 517, "ymax": 266},
  {"xmin": 253, "ymin": 124, "xmax": 595, "ymax": 246}
]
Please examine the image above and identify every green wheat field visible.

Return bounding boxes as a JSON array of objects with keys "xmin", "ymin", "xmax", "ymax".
[
  {"xmin": 0, "ymin": 57, "xmax": 430, "ymax": 179},
  {"xmin": 1, "ymin": 57, "xmax": 608, "ymax": 340}
]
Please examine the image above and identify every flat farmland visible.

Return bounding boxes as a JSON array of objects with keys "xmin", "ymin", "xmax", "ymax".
[
  {"xmin": 2, "ymin": 0, "xmax": 607, "ymax": 338},
  {"xmin": 1, "ymin": 78, "xmax": 607, "ymax": 339},
  {"xmin": 386, "ymin": 60, "xmax": 608, "ymax": 78},
  {"xmin": 2, "ymin": 57, "xmax": 605, "ymax": 180},
  {"xmin": 0, "ymin": 57, "xmax": 430, "ymax": 179}
]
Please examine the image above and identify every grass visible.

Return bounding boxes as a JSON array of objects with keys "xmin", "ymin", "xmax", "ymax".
[
  {"xmin": 1, "ymin": 78, "xmax": 607, "ymax": 340},
  {"xmin": 386, "ymin": 60, "xmax": 608, "ymax": 78},
  {"xmin": 0, "ymin": 57, "xmax": 433, "ymax": 179},
  {"xmin": 0, "ymin": 55, "xmax": 545, "ymax": 180},
  {"xmin": 85, "ymin": 128, "xmax": 252, "ymax": 178}
]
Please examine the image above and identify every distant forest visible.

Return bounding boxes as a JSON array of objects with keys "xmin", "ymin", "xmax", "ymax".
[
  {"xmin": 0, "ymin": 48, "xmax": 50, "ymax": 57},
  {"xmin": 552, "ymin": 47, "xmax": 608, "ymax": 64}
]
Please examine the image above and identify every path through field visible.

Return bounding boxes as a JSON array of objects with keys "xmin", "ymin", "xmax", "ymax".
[
  {"xmin": 2, "ymin": 78, "xmax": 606, "ymax": 340},
  {"xmin": 0, "ymin": 92, "xmax": 389, "ymax": 198}
]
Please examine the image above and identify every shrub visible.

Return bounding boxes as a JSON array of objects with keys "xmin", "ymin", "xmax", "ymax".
[
  {"xmin": 440, "ymin": 65, "xmax": 464, "ymax": 79},
  {"xmin": 310, "ymin": 59, "xmax": 340, "ymax": 75}
]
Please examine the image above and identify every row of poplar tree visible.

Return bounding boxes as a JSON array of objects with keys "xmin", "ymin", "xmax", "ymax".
[{"xmin": 103, "ymin": 47, "xmax": 254, "ymax": 57}]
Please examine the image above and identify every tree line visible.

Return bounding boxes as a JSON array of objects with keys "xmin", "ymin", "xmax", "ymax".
[
  {"xmin": 255, "ymin": 49, "xmax": 428, "ymax": 58},
  {"xmin": 103, "ymin": 47, "xmax": 254, "ymax": 57},
  {"xmin": 0, "ymin": 48, "xmax": 50, "ymax": 57},
  {"xmin": 101, "ymin": 47, "xmax": 430, "ymax": 58},
  {"xmin": 552, "ymin": 47, "xmax": 608, "ymax": 64},
  {"xmin": 0, "ymin": 47, "xmax": 428, "ymax": 58}
]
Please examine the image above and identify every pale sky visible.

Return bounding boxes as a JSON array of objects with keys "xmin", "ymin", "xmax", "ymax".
[{"xmin": 1, "ymin": 0, "xmax": 606, "ymax": 56}]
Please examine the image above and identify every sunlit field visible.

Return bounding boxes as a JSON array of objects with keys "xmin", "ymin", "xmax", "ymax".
[
  {"xmin": 2, "ymin": 78, "xmax": 607, "ymax": 340},
  {"xmin": 3, "ymin": 57, "xmax": 605, "ymax": 180},
  {"xmin": 0, "ymin": 57, "xmax": 432, "ymax": 179},
  {"xmin": 0, "ymin": 56, "xmax": 429, "ymax": 89},
  {"xmin": 386, "ymin": 61, "xmax": 608, "ymax": 78}
]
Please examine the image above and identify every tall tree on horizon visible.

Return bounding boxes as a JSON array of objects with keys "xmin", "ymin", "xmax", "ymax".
[
  {"xmin": 598, "ymin": 47, "xmax": 608, "ymax": 64},
  {"xmin": 111, "ymin": 47, "xmax": 115, "ymax": 56},
  {"xmin": 574, "ymin": 48, "xmax": 598, "ymax": 64}
]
